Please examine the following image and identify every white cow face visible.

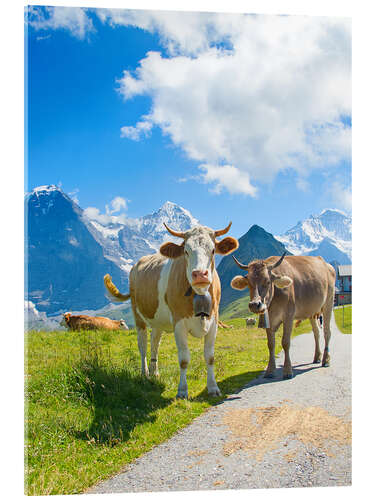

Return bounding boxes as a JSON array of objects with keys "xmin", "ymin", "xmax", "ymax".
[
  {"xmin": 159, "ymin": 223, "xmax": 238, "ymax": 295},
  {"xmin": 60, "ymin": 312, "xmax": 71, "ymax": 328}
]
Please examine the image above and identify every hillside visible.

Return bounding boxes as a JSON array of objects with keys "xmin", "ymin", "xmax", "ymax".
[{"xmin": 220, "ymin": 295, "xmax": 253, "ymax": 321}]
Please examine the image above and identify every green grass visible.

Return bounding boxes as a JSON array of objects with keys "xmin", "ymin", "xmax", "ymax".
[
  {"xmin": 25, "ymin": 318, "xmax": 311, "ymax": 495},
  {"xmin": 220, "ymin": 294, "xmax": 251, "ymax": 320},
  {"xmin": 334, "ymin": 305, "xmax": 352, "ymax": 334}
]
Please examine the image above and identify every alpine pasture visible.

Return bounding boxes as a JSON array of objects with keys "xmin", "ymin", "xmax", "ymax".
[{"xmin": 25, "ymin": 314, "xmax": 311, "ymax": 495}]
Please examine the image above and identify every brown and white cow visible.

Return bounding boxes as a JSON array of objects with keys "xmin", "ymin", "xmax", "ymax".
[
  {"xmin": 231, "ymin": 253, "xmax": 336, "ymax": 379},
  {"xmin": 104, "ymin": 223, "xmax": 238, "ymax": 398},
  {"xmin": 60, "ymin": 313, "xmax": 128, "ymax": 331}
]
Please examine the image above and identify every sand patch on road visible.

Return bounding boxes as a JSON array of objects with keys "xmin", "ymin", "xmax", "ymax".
[{"xmin": 222, "ymin": 404, "xmax": 351, "ymax": 461}]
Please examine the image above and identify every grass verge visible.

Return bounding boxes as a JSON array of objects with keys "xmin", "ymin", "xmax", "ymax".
[
  {"xmin": 25, "ymin": 318, "xmax": 311, "ymax": 495},
  {"xmin": 334, "ymin": 305, "xmax": 352, "ymax": 334}
]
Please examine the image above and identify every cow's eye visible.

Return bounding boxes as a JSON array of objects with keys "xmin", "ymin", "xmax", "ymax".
[{"xmin": 212, "ymin": 249, "xmax": 215, "ymax": 255}]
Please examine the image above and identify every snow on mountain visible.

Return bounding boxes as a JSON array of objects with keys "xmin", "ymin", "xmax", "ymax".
[
  {"xmin": 26, "ymin": 186, "xmax": 200, "ymax": 315},
  {"xmin": 275, "ymin": 209, "xmax": 352, "ymax": 263},
  {"xmin": 83, "ymin": 200, "xmax": 199, "ymax": 267},
  {"xmin": 26, "ymin": 185, "xmax": 128, "ymax": 315}
]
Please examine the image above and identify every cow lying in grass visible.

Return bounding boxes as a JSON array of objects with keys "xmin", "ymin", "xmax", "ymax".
[
  {"xmin": 104, "ymin": 222, "xmax": 238, "ymax": 398},
  {"xmin": 60, "ymin": 313, "xmax": 128, "ymax": 331},
  {"xmin": 231, "ymin": 253, "xmax": 335, "ymax": 379}
]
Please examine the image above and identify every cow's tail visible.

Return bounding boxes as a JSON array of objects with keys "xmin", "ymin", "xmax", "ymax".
[{"xmin": 104, "ymin": 274, "xmax": 131, "ymax": 302}]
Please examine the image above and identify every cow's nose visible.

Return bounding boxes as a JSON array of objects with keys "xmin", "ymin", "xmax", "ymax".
[{"xmin": 192, "ymin": 270, "xmax": 209, "ymax": 283}]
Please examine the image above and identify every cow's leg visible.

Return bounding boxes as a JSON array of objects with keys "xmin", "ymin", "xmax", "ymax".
[
  {"xmin": 150, "ymin": 328, "xmax": 162, "ymax": 377},
  {"xmin": 204, "ymin": 320, "xmax": 221, "ymax": 396},
  {"xmin": 264, "ymin": 328, "xmax": 276, "ymax": 378},
  {"xmin": 264, "ymin": 320, "xmax": 281, "ymax": 378},
  {"xmin": 282, "ymin": 317, "xmax": 294, "ymax": 379},
  {"xmin": 322, "ymin": 297, "xmax": 334, "ymax": 367},
  {"xmin": 137, "ymin": 327, "xmax": 149, "ymax": 377},
  {"xmin": 310, "ymin": 316, "xmax": 322, "ymax": 363},
  {"xmin": 174, "ymin": 322, "xmax": 190, "ymax": 399}
]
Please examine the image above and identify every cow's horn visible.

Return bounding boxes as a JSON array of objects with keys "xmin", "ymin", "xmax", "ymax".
[
  {"xmin": 215, "ymin": 221, "xmax": 232, "ymax": 237},
  {"xmin": 232, "ymin": 255, "xmax": 248, "ymax": 270},
  {"xmin": 163, "ymin": 223, "xmax": 186, "ymax": 239},
  {"xmin": 269, "ymin": 252, "xmax": 287, "ymax": 270}
]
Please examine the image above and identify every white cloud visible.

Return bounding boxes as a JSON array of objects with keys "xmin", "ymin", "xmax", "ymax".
[
  {"xmin": 83, "ymin": 196, "xmax": 129, "ymax": 225},
  {"xmin": 199, "ymin": 164, "xmax": 257, "ymax": 196},
  {"xmin": 107, "ymin": 196, "xmax": 128, "ymax": 214},
  {"xmin": 120, "ymin": 119, "xmax": 153, "ymax": 140},
  {"xmin": 328, "ymin": 181, "xmax": 352, "ymax": 212},
  {"xmin": 113, "ymin": 12, "xmax": 351, "ymax": 197},
  {"xmin": 296, "ymin": 177, "xmax": 310, "ymax": 192},
  {"xmin": 96, "ymin": 9, "xmax": 219, "ymax": 55},
  {"xmin": 27, "ymin": 6, "xmax": 94, "ymax": 39}
]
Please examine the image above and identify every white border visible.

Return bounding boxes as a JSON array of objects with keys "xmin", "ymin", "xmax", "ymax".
[{"xmin": 3, "ymin": 1, "xmax": 373, "ymax": 499}]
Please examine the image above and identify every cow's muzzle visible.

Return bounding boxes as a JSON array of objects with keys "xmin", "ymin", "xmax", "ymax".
[
  {"xmin": 248, "ymin": 300, "xmax": 267, "ymax": 314},
  {"xmin": 191, "ymin": 270, "xmax": 210, "ymax": 287}
]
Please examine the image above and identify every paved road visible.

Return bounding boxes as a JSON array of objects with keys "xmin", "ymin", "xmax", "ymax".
[{"xmin": 89, "ymin": 319, "xmax": 351, "ymax": 493}]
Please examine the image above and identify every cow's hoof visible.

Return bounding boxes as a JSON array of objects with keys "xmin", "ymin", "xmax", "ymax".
[
  {"xmin": 208, "ymin": 387, "xmax": 221, "ymax": 397},
  {"xmin": 313, "ymin": 357, "xmax": 322, "ymax": 364},
  {"xmin": 322, "ymin": 361, "xmax": 330, "ymax": 368},
  {"xmin": 264, "ymin": 372, "xmax": 275, "ymax": 379},
  {"xmin": 283, "ymin": 373, "xmax": 293, "ymax": 380}
]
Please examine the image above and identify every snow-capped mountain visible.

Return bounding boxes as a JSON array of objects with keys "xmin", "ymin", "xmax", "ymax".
[
  {"xmin": 25, "ymin": 185, "xmax": 199, "ymax": 317},
  {"xmin": 84, "ymin": 200, "xmax": 199, "ymax": 272},
  {"xmin": 26, "ymin": 185, "xmax": 128, "ymax": 316},
  {"xmin": 275, "ymin": 209, "xmax": 352, "ymax": 264}
]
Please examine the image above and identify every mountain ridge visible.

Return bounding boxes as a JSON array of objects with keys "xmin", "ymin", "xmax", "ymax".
[
  {"xmin": 25, "ymin": 185, "xmax": 351, "ymax": 328},
  {"xmin": 275, "ymin": 208, "xmax": 352, "ymax": 263}
]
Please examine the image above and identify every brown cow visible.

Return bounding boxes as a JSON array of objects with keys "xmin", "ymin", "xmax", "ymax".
[
  {"xmin": 104, "ymin": 222, "xmax": 238, "ymax": 398},
  {"xmin": 231, "ymin": 253, "xmax": 336, "ymax": 379},
  {"xmin": 295, "ymin": 313, "xmax": 322, "ymax": 329},
  {"xmin": 60, "ymin": 313, "xmax": 129, "ymax": 331}
]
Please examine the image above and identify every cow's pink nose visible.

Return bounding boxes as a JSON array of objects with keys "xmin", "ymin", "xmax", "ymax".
[{"xmin": 192, "ymin": 270, "xmax": 209, "ymax": 282}]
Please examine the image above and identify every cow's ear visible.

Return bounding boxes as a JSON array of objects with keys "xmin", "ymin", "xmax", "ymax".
[
  {"xmin": 159, "ymin": 241, "xmax": 185, "ymax": 259},
  {"xmin": 215, "ymin": 237, "xmax": 239, "ymax": 255},
  {"xmin": 273, "ymin": 275, "xmax": 293, "ymax": 288},
  {"xmin": 231, "ymin": 275, "xmax": 248, "ymax": 290}
]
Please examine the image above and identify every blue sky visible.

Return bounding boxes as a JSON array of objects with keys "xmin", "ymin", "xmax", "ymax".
[{"xmin": 25, "ymin": 6, "xmax": 352, "ymax": 238}]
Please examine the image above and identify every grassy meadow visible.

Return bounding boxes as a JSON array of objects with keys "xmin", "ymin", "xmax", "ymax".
[
  {"xmin": 334, "ymin": 304, "xmax": 352, "ymax": 334},
  {"xmin": 25, "ymin": 315, "xmax": 312, "ymax": 495}
]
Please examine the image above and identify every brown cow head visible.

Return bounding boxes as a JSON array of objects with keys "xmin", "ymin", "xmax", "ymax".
[
  {"xmin": 159, "ymin": 223, "xmax": 238, "ymax": 295},
  {"xmin": 230, "ymin": 253, "xmax": 292, "ymax": 314},
  {"xmin": 60, "ymin": 312, "xmax": 71, "ymax": 328}
]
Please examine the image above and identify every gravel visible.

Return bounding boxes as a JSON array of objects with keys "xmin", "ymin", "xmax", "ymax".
[{"xmin": 88, "ymin": 318, "xmax": 351, "ymax": 494}]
